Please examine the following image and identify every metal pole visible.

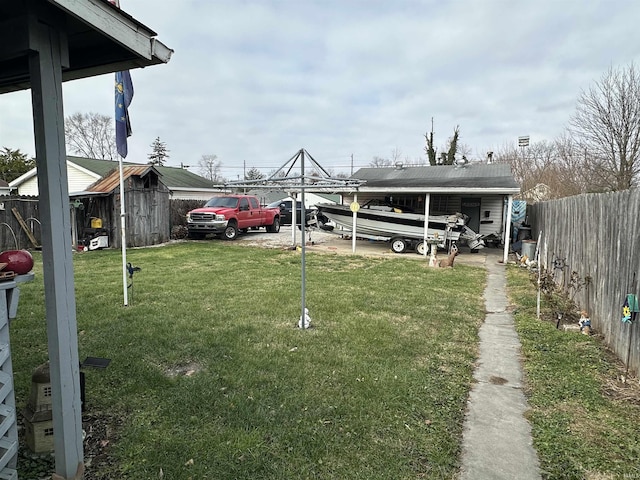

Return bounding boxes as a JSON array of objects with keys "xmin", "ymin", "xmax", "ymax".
[
  {"xmin": 536, "ymin": 231, "xmax": 543, "ymax": 319},
  {"xmin": 300, "ymin": 150, "xmax": 307, "ymax": 329},
  {"xmin": 422, "ymin": 193, "xmax": 431, "ymax": 259},
  {"xmin": 119, "ymin": 157, "xmax": 129, "ymax": 306},
  {"xmin": 352, "ymin": 193, "xmax": 358, "ymax": 253}
]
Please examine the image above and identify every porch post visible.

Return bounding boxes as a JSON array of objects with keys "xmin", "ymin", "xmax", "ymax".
[
  {"xmin": 29, "ymin": 19, "xmax": 84, "ymax": 480},
  {"xmin": 503, "ymin": 195, "xmax": 513, "ymax": 263}
]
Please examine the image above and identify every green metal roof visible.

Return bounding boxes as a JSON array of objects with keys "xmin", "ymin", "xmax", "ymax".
[
  {"xmin": 154, "ymin": 165, "xmax": 216, "ymax": 189},
  {"xmin": 68, "ymin": 156, "xmax": 215, "ymax": 189},
  {"xmin": 68, "ymin": 156, "xmax": 125, "ymax": 177}
]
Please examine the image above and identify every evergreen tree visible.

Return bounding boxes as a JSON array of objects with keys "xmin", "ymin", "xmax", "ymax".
[
  {"xmin": 425, "ymin": 130, "xmax": 437, "ymax": 166},
  {"xmin": 424, "ymin": 124, "xmax": 460, "ymax": 165},
  {"xmin": 0, "ymin": 147, "xmax": 35, "ymax": 182},
  {"xmin": 446, "ymin": 126, "xmax": 460, "ymax": 165},
  {"xmin": 148, "ymin": 137, "xmax": 170, "ymax": 166},
  {"xmin": 245, "ymin": 167, "xmax": 265, "ymax": 181}
]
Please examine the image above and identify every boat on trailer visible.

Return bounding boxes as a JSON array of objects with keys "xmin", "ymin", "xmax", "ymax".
[{"xmin": 316, "ymin": 200, "xmax": 485, "ymax": 253}]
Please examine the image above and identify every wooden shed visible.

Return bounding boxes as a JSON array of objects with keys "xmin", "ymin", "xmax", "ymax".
[{"xmin": 72, "ymin": 165, "xmax": 170, "ymax": 248}]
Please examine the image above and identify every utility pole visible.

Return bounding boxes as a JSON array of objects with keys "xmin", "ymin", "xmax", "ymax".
[{"xmin": 350, "ymin": 153, "xmax": 354, "ymax": 176}]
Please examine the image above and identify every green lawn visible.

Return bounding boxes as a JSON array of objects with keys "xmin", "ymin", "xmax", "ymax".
[
  {"xmin": 12, "ymin": 242, "xmax": 486, "ymax": 479},
  {"xmin": 507, "ymin": 266, "xmax": 640, "ymax": 480}
]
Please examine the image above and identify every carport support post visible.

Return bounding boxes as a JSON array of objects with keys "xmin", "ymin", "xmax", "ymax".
[
  {"xmin": 503, "ymin": 195, "xmax": 513, "ymax": 263},
  {"xmin": 29, "ymin": 21, "xmax": 84, "ymax": 479},
  {"xmin": 352, "ymin": 193, "xmax": 357, "ymax": 254},
  {"xmin": 422, "ymin": 193, "xmax": 431, "ymax": 259}
]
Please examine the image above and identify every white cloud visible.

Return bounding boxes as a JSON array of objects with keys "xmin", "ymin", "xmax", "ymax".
[{"xmin": 3, "ymin": 0, "xmax": 640, "ymax": 179}]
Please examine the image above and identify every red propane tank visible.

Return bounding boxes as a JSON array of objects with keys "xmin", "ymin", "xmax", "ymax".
[{"xmin": 0, "ymin": 250, "xmax": 34, "ymax": 275}]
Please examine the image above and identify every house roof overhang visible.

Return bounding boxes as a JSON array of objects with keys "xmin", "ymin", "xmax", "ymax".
[
  {"xmin": 355, "ymin": 186, "xmax": 521, "ymax": 195},
  {"xmin": 0, "ymin": 0, "xmax": 173, "ymax": 94},
  {"xmin": 349, "ymin": 164, "xmax": 521, "ymax": 196}
]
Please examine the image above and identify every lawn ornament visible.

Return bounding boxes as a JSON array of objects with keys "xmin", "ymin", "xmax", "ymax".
[
  {"xmin": 428, "ymin": 241, "xmax": 439, "ymax": 267},
  {"xmin": 0, "ymin": 249, "xmax": 34, "ymax": 275},
  {"xmin": 438, "ymin": 244, "xmax": 459, "ymax": 268},
  {"xmin": 298, "ymin": 308, "xmax": 311, "ymax": 329},
  {"xmin": 578, "ymin": 311, "xmax": 591, "ymax": 335},
  {"xmin": 126, "ymin": 262, "xmax": 141, "ymax": 278},
  {"xmin": 622, "ymin": 294, "xmax": 638, "ymax": 324},
  {"xmin": 126, "ymin": 262, "xmax": 142, "ymax": 305}
]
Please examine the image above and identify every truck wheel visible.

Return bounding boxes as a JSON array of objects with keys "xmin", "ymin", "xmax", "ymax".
[
  {"xmin": 266, "ymin": 217, "xmax": 281, "ymax": 233},
  {"xmin": 390, "ymin": 237, "xmax": 407, "ymax": 254},
  {"xmin": 416, "ymin": 241, "xmax": 427, "ymax": 255},
  {"xmin": 223, "ymin": 222, "xmax": 238, "ymax": 240}
]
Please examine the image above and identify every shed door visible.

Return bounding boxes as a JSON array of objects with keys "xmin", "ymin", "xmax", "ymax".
[{"xmin": 461, "ymin": 198, "xmax": 481, "ymax": 233}]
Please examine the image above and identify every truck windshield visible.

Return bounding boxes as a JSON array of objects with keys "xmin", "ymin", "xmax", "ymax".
[{"xmin": 204, "ymin": 197, "xmax": 239, "ymax": 208}]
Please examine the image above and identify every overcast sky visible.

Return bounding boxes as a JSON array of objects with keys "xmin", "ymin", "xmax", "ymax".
[{"xmin": 1, "ymin": 0, "xmax": 639, "ymax": 180}]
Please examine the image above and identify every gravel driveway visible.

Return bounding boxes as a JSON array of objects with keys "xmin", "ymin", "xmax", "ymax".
[{"xmin": 234, "ymin": 225, "xmax": 340, "ymax": 249}]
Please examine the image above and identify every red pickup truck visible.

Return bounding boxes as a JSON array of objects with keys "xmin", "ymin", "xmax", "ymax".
[{"xmin": 186, "ymin": 194, "xmax": 281, "ymax": 240}]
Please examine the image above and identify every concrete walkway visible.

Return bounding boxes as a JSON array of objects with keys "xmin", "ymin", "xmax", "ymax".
[{"xmin": 459, "ymin": 257, "xmax": 541, "ymax": 480}]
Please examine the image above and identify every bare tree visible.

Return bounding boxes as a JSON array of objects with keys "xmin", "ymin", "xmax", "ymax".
[
  {"xmin": 494, "ymin": 137, "xmax": 600, "ymax": 200},
  {"xmin": 390, "ymin": 147, "xmax": 403, "ymax": 164},
  {"xmin": 198, "ymin": 154, "xmax": 223, "ymax": 182},
  {"xmin": 553, "ymin": 133, "xmax": 605, "ymax": 194},
  {"xmin": 369, "ymin": 156, "xmax": 392, "ymax": 168},
  {"xmin": 64, "ymin": 112, "xmax": 118, "ymax": 160},
  {"xmin": 569, "ymin": 63, "xmax": 640, "ymax": 190}
]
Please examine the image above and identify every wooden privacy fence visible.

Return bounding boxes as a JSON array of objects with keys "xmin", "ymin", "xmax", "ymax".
[
  {"xmin": 0, "ymin": 197, "xmax": 206, "ymax": 252},
  {"xmin": 528, "ymin": 189, "xmax": 640, "ymax": 375},
  {"xmin": 0, "ymin": 197, "xmax": 41, "ymax": 251}
]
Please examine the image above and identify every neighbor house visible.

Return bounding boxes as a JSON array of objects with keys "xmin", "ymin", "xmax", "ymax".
[
  {"xmin": 0, "ymin": 179, "xmax": 11, "ymax": 195},
  {"xmin": 9, "ymin": 155, "xmax": 220, "ymax": 200},
  {"xmin": 252, "ymin": 189, "xmax": 340, "ymax": 208}
]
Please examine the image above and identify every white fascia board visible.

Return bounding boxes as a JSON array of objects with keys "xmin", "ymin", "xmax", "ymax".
[
  {"xmin": 8, "ymin": 167, "xmax": 37, "ymax": 187},
  {"xmin": 168, "ymin": 187, "xmax": 226, "ymax": 193},
  {"xmin": 356, "ymin": 187, "xmax": 521, "ymax": 195},
  {"xmin": 150, "ymin": 38, "xmax": 173, "ymax": 63},
  {"xmin": 50, "ymin": 0, "xmax": 171, "ymax": 62}
]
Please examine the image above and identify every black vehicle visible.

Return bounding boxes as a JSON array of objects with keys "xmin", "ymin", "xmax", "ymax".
[{"xmin": 266, "ymin": 199, "xmax": 315, "ymax": 226}]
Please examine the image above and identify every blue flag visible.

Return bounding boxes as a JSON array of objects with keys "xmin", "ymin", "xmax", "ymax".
[{"xmin": 115, "ymin": 70, "xmax": 134, "ymax": 158}]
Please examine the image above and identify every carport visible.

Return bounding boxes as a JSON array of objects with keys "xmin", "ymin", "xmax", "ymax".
[{"xmin": 342, "ymin": 163, "xmax": 521, "ymax": 263}]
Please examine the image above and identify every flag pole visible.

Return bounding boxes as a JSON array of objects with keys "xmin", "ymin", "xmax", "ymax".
[
  {"xmin": 111, "ymin": 0, "xmax": 129, "ymax": 307},
  {"xmin": 119, "ymin": 157, "xmax": 128, "ymax": 306}
]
